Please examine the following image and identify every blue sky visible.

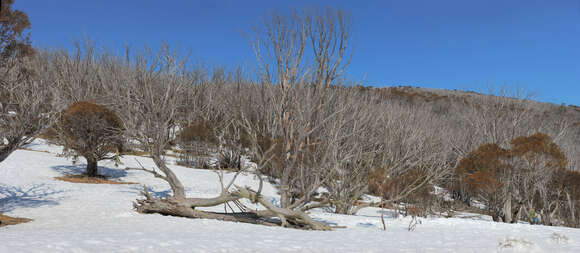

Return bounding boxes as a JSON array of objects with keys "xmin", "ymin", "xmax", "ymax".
[{"xmin": 15, "ymin": 0, "xmax": 580, "ymax": 105}]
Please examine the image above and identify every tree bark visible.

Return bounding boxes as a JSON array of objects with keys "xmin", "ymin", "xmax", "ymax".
[
  {"xmin": 234, "ymin": 185, "xmax": 332, "ymax": 230},
  {"xmin": 85, "ymin": 155, "xmax": 99, "ymax": 177},
  {"xmin": 566, "ymin": 192, "xmax": 575, "ymax": 224},
  {"xmin": 0, "ymin": 141, "xmax": 19, "ymax": 163},
  {"xmin": 503, "ymin": 195, "xmax": 512, "ymax": 223},
  {"xmin": 279, "ymin": 172, "xmax": 291, "ymax": 208},
  {"xmin": 151, "ymin": 154, "xmax": 186, "ymax": 199},
  {"xmin": 133, "ymin": 189, "xmax": 278, "ymax": 226}
]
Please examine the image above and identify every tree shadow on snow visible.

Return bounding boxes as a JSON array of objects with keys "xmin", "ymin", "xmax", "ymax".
[
  {"xmin": 121, "ymin": 185, "xmax": 172, "ymax": 199},
  {"xmin": 314, "ymin": 218, "xmax": 339, "ymax": 227},
  {"xmin": 0, "ymin": 184, "xmax": 67, "ymax": 213},
  {"xmin": 21, "ymin": 142, "xmax": 42, "ymax": 149},
  {"xmin": 355, "ymin": 209, "xmax": 400, "ymax": 219},
  {"xmin": 51, "ymin": 164, "xmax": 128, "ymax": 179}
]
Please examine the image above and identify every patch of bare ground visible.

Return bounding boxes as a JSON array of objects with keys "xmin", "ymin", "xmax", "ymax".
[
  {"xmin": 121, "ymin": 149, "xmax": 150, "ymax": 157},
  {"xmin": 54, "ymin": 175, "xmax": 136, "ymax": 184},
  {"xmin": 0, "ymin": 213, "xmax": 32, "ymax": 227}
]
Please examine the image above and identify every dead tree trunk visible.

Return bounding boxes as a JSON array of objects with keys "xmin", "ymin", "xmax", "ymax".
[
  {"xmin": 132, "ymin": 186, "xmax": 333, "ymax": 230},
  {"xmin": 566, "ymin": 192, "xmax": 575, "ymax": 225},
  {"xmin": 142, "ymin": 154, "xmax": 186, "ymax": 199},
  {"xmin": 234, "ymin": 186, "xmax": 332, "ymax": 230},
  {"xmin": 133, "ymin": 188, "xmax": 279, "ymax": 226},
  {"xmin": 503, "ymin": 195, "xmax": 512, "ymax": 223}
]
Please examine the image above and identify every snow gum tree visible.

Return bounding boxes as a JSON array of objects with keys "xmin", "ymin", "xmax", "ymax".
[
  {"xmin": 247, "ymin": 7, "xmax": 354, "ymax": 211},
  {"xmin": 0, "ymin": 0, "xmax": 34, "ymax": 59},
  {"xmin": 56, "ymin": 101, "xmax": 124, "ymax": 177}
]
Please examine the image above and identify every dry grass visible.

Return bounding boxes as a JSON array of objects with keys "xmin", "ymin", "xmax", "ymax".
[
  {"xmin": 0, "ymin": 213, "xmax": 32, "ymax": 227},
  {"xmin": 171, "ymin": 148, "xmax": 184, "ymax": 154},
  {"xmin": 163, "ymin": 153, "xmax": 179, "ymax": 159},
  {"xmin": 55, "ymin": 175, "xmax": 136, "ymax": 185},
  {"xmin": 21, "ymin": 148, "xmax": 51, "ymax": 154},
  {"xmin": 122, "ymin": 149, "xmax": 180, "ymax": 158}
]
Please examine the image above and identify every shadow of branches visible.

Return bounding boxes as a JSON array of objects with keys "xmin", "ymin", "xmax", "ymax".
[
  {"xmin": 122, "ymin": 185, "xmax": 172, "ymax": 199},
  {"xmin": 0, "ymin": 184, "xmax": 67, "ymax": 213}
]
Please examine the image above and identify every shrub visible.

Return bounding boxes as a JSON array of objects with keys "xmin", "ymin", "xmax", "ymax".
[
  {"xmin": 177, "ymin": 120, "xmax": 219, "ymax": 145},
  {"xmin": 368, "ymin": 167, "xmax": 435, "ymax": 209},
  {"xmin": 176, "ymin": 120, "xmax": 217, "ymax": 167},
  {"xmin": 177, "ymin": 119, "xmax": 251, "ymax": 171},
  {"xmin": 216, "ymin": 149, "xmax": 242, "ymax": 170},
  {"xmin": 57, "ymin": 101, "xmax": 124, "ymax": 177}
]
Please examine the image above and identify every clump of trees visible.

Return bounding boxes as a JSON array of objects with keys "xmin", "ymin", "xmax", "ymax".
[
  {"xmin": 55, "ymin": 101, "xmax": 124, "ymax": 177},
  {"xmin": 364, "ymin": 104, "xmax": 450, "ymax": 214},
  {"xmin": 0, "ymin": 0, "xmax": 56, "ymax": 163},
  {"xmin": 554, "ymin": 170, "xmax": 580, "ymax": 227},
  {"xmin": 454, "ymin": 133, "xmax": 577, "ymax": 225}
]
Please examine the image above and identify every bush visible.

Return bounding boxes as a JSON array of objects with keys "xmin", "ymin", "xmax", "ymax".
[
  {"xmin": 368, "ymin": 167, "xmax": 435, "ymax": 210},
  {"xmin": 216, "ymin": 149, "xmax": 242, "ymax": 170},
  {"xmin": 177, "ymin": 120, "xmax": 219, "ymax": 145},
  {"xmin": 57, "ymin": 101, "xmax": 124, "ymax": 177},
  {"xmin": 177, "ymin": 119, "xmax": 248, "ymax": 170}
]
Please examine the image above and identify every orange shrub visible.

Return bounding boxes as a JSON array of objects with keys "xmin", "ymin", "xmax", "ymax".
[{"xmin": 59, "ymin": 101, "xmax": 124, "ymax": 177}]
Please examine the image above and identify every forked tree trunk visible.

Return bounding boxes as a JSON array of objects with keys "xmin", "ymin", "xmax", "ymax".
[{"xmin": 85, "ymin": 155, "xmax": 99, "ymax": 177}]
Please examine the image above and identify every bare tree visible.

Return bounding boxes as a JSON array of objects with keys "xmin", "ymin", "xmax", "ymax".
[
  {"xmin": 447, "ymin": 86, "xmax": 537, "ymax": 159},
  {"xmin": 249, "ymin": 7, "xmax": 352, "ymax": 207},
  {"xmin": 322, "ymin": 90, "xmax": 382, "ymax": 214},
  {"xmin": 357, "ymin": 103, "xmax": 451, "ymax": 214},
  {"xmin": 0, "ymin": 0, "xmax": 53, "ymax": 163},
  {"xmin": 47, "ymin": 41, "xmax": 117, "ymax": 108},
  {"xmin": 0, "ymin": 56, "xmax": 56, "ymax": 163},
  {"xmin": 109, "ymin": 45, "xmax": 191, "ymax": 199}
]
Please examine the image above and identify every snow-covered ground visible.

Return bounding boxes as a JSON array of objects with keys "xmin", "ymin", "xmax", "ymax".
[{"xmin": 1, "ymin": 140, "xmax": 580, "ymax": 253}]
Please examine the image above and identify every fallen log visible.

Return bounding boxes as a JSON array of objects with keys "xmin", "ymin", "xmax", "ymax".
[{"xmin": 133, "ymin": 186, "xmax": 332, "ymax": 230}]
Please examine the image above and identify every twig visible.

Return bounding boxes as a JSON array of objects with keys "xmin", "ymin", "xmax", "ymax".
[{"xmin": 126, "ymin": 158, "xmax": 168, "ymax": 180}]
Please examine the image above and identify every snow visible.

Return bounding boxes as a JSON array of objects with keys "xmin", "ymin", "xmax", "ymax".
[{"xmin": 1, "ymin": 140, "xmax": 580, "ymax": 252}]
